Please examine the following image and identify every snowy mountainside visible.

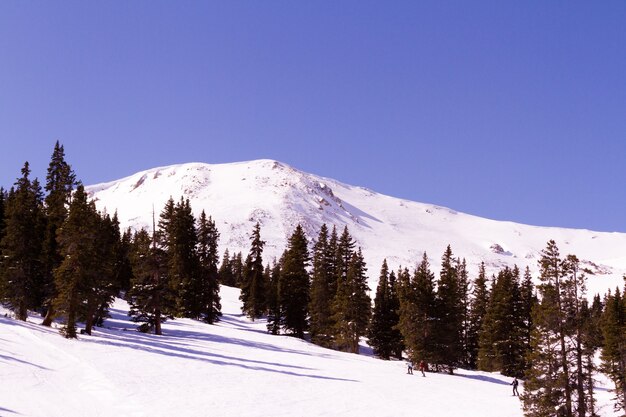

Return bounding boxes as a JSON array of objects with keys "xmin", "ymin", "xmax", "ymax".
[{"xmin": 86, "ymin": 159, "xmax": 626, "ymax": 292}]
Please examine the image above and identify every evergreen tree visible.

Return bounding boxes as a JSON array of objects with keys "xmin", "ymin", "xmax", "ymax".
[
  {"xmin": 197, "ymin": 211, "xmax": 221, "ymax": 323},
  {"xmin": 309, "ymin": 224, "xmax": 335, "ymax": 347},
  {"xmin": 467, "ymin": 262, "xmax": 489, "ymax": 369},
  {"xmin": 279, "ymin": 225, "xmax": 310, "ymax": 338},
  {"xmin": 266, "ymin": 260, "xmax": 282, "ymax": 335},
  {"xmin": 332, "ymin": 248, "xmax": 371, "ymax": 353},
  {"xmin": 127, "ymin": 226, "xmax": 175, "ymax": 335},
  {"xmin": 522, "ymin": 241, "xmax": 593, "ymax": 417},
  {"xmin": 0, "ymin": 163, "xmax": 45, "ymax": 320},
  {"xmin": 397, "ymin": 253, "xmax": 437, "ymax": 365},
  {"xmin": 478, "ymin": 266, "xmax": 525, "ymax": 376},
  {"xmin": 433, "ymin": 245, "xmax": 463, "ymax": 373},
  {"xmin": 231, "ymin": 252, "xmax": 244, "ymax": 288},
  {"xmin": 368, "ymin": 260, "xmax": 402, "ymax": 359},
  {"xmin": 218, "ymin": 249, "xmax": 236, "ymax": 287},
  {"xmin": 52, "ymin": 185, "xmax": 99, "ymax": 338},
  {"xmin": 457, "ymin": 258, "xmax": 471, "ymax": 368},
  {"xmin": 240, "ymin": 223, "xmax": 266, "ymax": 319},
  {"xmin": 41, "ymin": 141, "xmax": 77, "ymax": 326},
  {"xmin": 168, "ymin": 198, "xmax": 200, "ymax": 318},
  {"xmin": 0, "ymin": 188, "xmax": 6, "ymax": 246},
  {"xmin": 600, "ymin": 284, "xmax": 626, "ymax": 415},
  {"xmin": 83, "ymin": 211, "xmax": 120, "ymax": 334}
]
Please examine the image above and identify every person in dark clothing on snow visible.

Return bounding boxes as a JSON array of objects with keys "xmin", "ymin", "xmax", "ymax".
[
  {"xmin": 407, "ymin": 362, "xmax": 413, "ymax": 374},
  {"xmin": 511, "ymin": 377, "xmax": 519, "ymax": 396},
  {"xmin": 419, "ymin": 360, "xmax": 426, "ymax": 377}
]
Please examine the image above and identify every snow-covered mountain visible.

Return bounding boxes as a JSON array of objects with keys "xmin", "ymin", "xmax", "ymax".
[{"xmin": 86, "ymin": 159, "xmax": 626, "ymax": 294}]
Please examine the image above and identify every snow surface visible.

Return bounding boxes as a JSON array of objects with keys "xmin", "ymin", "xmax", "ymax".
[
  {"xmin": 85, "ymin": 159, "xmax": 626, "ymax": 296},
  {"xmin": 0, "ymin": 286, "xmax": 620, "ymax": 417}
]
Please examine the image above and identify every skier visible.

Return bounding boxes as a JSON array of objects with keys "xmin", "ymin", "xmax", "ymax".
[
  {"xmin": 407, "ymin": 361, "xmax": 413, "ymax": 374},
  {"xmin": 511, "ymin": 377, "xmax": 519, "ymax": 396},
  {"xmin": 419, "ymin": 360, "xmax": 426, "ymax": 377}
]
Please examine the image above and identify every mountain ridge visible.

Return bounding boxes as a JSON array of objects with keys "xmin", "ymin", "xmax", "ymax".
[{"xmin": 85, "ymin": 159, "xmax": 626, "ymax": 294}]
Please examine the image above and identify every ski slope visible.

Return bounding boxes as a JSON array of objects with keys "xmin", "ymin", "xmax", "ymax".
[{"xmin": 0, "ymin": 287, "xmax": 620, "ymax": 417}]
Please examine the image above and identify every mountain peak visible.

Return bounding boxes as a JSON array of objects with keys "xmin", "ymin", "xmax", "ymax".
[{"xmin": 86, "ymin": 160, "xmax": 626, "ymax": 294}]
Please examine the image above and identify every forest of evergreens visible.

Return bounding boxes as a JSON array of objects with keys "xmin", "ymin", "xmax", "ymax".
[{"xmin": 1, "ymin": 143, "xmax": 624, "ymax": 417}]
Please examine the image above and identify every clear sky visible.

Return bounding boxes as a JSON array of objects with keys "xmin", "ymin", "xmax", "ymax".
[{"xmin": 1, "ymin": 2, "xmax": 625, "ymax": 232}]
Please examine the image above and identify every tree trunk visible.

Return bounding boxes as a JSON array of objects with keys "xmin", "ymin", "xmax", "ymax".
[{"xmin": 41, "ymin": 304, "xmax": 55, "ymax": 326}]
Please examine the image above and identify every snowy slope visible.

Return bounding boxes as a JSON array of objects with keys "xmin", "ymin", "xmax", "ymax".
[
  {"xmin": 86, "ymin": 159, "xmax": 626, "ymax": 294},
  {"xmin": 0, "ymin": 286, "xmax": 620, "ymax": 417}
]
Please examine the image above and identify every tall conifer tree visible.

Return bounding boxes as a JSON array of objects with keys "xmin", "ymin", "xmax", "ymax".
[
  {"xmin": 240, "ymin": 223, "xmax": 266, "ymax": 319},
  {"xmin": 197, "ymin": 211, "xmax": 221, "ymax": 323},
  {"xmin": 279, "ymin": 225, "xmax": 310, "ymax": 338},
  {"xmin": 42, "ymin": 141, "xmax": 76, "ymax": 326},
  {"xmin": 0, "ymin": 163, "xmax": 45, "ymax": 320}
]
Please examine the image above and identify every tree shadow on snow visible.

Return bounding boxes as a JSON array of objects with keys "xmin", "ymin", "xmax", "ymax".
[
  {"xmin": 453, "ymin": 373, "xmax": 511, "ymax": 386},
  {"xmin": 82, "ymin": 331, "xmax": 357, "ymax": 383},
  {"xmin": 0, "ymin": 406, "xmax": 20, "ymax": 415},
  {"xmin": 0, "ymin": 353, "xmax": 51, "ymax": 370}
]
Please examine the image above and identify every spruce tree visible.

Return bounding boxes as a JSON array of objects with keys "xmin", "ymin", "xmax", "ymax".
[
  {"xmin": 0, "ymin": 187, "xmax": 6, "ymax": 245},
  {"xmin": 0, "ymin": 163, "xmax": 45, "ymax": 320},
  {"xmin": 467, "ymin": 262, "xmax": 489, "ymax": 369},
  {"xmin": 433, "ymin": 245, "xmax": 463, "ymax": 373},
  {"xmin": 41, "ymin": 141, "xmax": 76, "ymax": 326},
  {"xmin": 240, "ymin": 223, "xmax": 266, "ymax": 319},
  {"xmin": 478, "ymin": 266, "xmax": 525, "ymax": 376},
  {"xmin": 522, "ymin": 241, "xmax": 592, "ymax": 417},
  {"xmin": 457, "ymin": 258, "xmax": 471, "ymax": 368},
  {"xmin": 369, "ymin": 260, "xmax": 402, "ymax": 359},
  {"xmin": 127, "ymin": 227, "xmax": 175, "ymax": 335},
  {"xmin": 279, "ymin": 225, "xmax": 310, "ymax": 338},
  {"xmin": 266, "ymin": 260, "xmax": 282, "ymax": 335},
  {"xmin": 218, "ymin": 249, "xmax": 236, "ymax": 287},
  {"xmin": 397, "ymin": 253, "xmax": 437, "ymax": 366},
  {"xmin": 197, "ymin": 211, "xmax": 221, "ymax": 324},
  {"xmin": 309, "ymin": 224, "xmax": 335, "ymax": 347},
  {"xmin": 168, "ymin": 198, "xmax": 200, "ymax": 318},
  {"xmin": 332, "ymin": 248, "xmax": 371, "ymax": 353},
  {"xmin": 52, "ymin": 185, "xmax": 99, "ymax": 338},
  {"xmin": 600, "ymin": 284, "xmax": 626, "ymax": 415}
]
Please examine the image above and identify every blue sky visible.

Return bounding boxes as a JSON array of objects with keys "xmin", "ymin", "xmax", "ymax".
[{"xmin": 1, "ymin": 2, "xmax": 625, "ymax": 232}]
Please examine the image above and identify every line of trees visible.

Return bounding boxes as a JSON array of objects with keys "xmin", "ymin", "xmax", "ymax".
[
  {"xmin": 0, "ymin": 142, "xmax": 222, "ymax": 338},
  {"xmin": 1, "ymin": 143, "xmax": 625, "ymax": 416}
]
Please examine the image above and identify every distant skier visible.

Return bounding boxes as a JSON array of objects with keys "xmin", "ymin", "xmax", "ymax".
[
  {"xmin": 419, "ymin": 360, "xmax": 426, "ymax": 377},
  {"xmin": 407, "ymin": 361, "xmax": 413, "ymax": 374},
  {"xmin": 511, "ymin": 377, "xmax": 519, "ymax": 396}
]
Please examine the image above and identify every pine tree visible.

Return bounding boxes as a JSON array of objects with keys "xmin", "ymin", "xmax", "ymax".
[
  {"xmin": 168, "ymin": 198, "xmax": 200, "ymax": 318},
  {"xmin": 368, "ymin": 260, "xmax": 402, "ymax": 359},
  {"xmin": 240, "ymin": 223, "xmax": 266, "ymax": 319},
  {"xmin": 41, "ymin": 141, "xmax": 77, "ymax": 326},
  {"xmin": 52, "ymin": 185, "xmax": 99, "ymax": 338},
  {"xmin": 332, "ymin": 248, "xmax": 371, "ymax": 353},
  {"xmin": 433, "ymin": 245, "xmax": 463, "ymax": 373},
  {"xmin": 397, "ymin": 253, "xmax": 437, "ymax": 366},
  {"xmin": 218, "ymin": 249, "xmax": 236, "ymax": 287},
  {"xmin": 231, "ymin": 252, "xmax": 244, "ymax": 288},
  {"xmin": 279, "ymin": 225, "xmax": 310, "ymax": 338},
  {"xmin": 522, "ymin": 241, "xmax": 593, "ymax": 417},
  {"xmin": 197, "ymin": 211, "xmax": 221, "ymax": 324},
  {"xmin": 478, "ymin": 266, "xmax": 525, "ymax": 376},
  {"xmin": 0, "ymin": 163, "xmax": 45, "ymax": 320},
  {"xmin": 309, "ymin": 224, "xmax": 336, "ymax": 347},
  {"xmin": 266, "ymin": 260, "xmax": 282, "ymax": 335},
  {"xmin": 600, "ymin": 284, "xmax": 626, "ymax": 415},
  {"xmin": 0, "ymin": 187, "xmax": 6, "ymax": 246},
  {"xmin": 467, "ymin": 262, "xmax": 489, "ymax": 369},
  {"xmin": 127, "ymin": 226, "xmax": 175, "ymax": 335},
  {"xmin": 457, "ymin": 258, "xmax": 471, "ymax": 368}
]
